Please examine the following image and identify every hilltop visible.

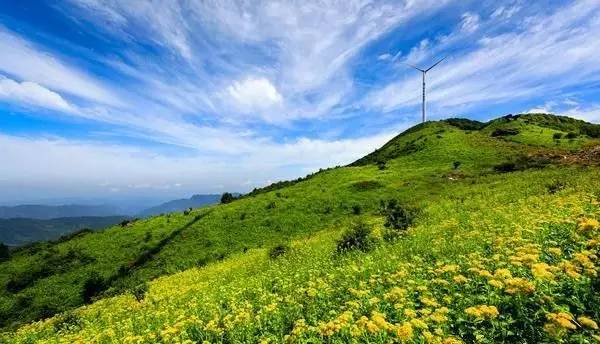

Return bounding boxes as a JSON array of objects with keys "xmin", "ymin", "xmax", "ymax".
[{"xmin": 2, "ymin": 113, "xmax": 600, "ymax": 343}]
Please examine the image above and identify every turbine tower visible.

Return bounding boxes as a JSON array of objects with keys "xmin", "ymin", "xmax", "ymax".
[{"xmin": 405, "ymin": 56, "xmax": 446, "ymax": 123}]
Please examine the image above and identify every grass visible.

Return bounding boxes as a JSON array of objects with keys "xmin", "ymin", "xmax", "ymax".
[{"xmin": 1, "ymin": 114, "xmax": 600, "ymax": 343}]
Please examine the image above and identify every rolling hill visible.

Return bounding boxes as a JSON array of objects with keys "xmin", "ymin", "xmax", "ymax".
[
  {"xmin": 1, "ymin": 113, "xmax": 600, "ymax": 343},
  {"xmin": 0, "ymin": 216, "xmax": 128, "ymax": 247}
]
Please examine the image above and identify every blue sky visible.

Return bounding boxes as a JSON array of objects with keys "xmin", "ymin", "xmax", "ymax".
[{"xmin": 1, "ymin": 0, "xmax": 599, "ymax": 204}]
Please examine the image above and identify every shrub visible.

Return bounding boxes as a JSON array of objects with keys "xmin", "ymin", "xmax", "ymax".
[
  {"xmin": 453, "ymin": 161, "xmax": 461, "ymax": 170},
  {"xmin": 444, "ymin": 118, "xmax": 485, "ymax": 130},
  {"xmin": 351, "ymin": 180, "xmax": 383, "ymax": 191},
  {"xmin": 0, "ymin": 242, "xmax": 9, "ymax": 262},
  {"xmin": 268, "ymin": 244, "xmax": 290, "ymax": 259},
  {"xmin": 131, "ymin": 283, "xmax": 148, "ymax": 302},
  {"xmin": 552, "ymin": 132, "xmax": 563, "ymax": 140},
  {"xmin": 493, "ymin": 162, "xmax": 516, "ymax": 173},
  {"xmin": 82, "ymin": 272, "xmax": 106, "ymax": 303},
  {"xmin": 220, "ymin": 192, "xmax": 237, "ymax": 204},
  {"xmin": 336, "ymin": 221, "xmax": 374, "ymax": 253},
  {"xmin": 380, "ymin": 199, "xmax": 416, "ymax": 232},
  {"xmin": 581, "ymin": 124, "xmax": 600, "ymax": 138},
  {"xmin": 120, "ymin": 218, "xmax": 138, "ymax": 227},
  {"xmin": 351, "ymin": 205, "xmax": 362, "ymax": 215},
  {"xmin": 491, "ymin": 128, "xmax": 519, "ymax": 137},
  {"xmin": 494, "ymin": 155, "xmax": 552, "ymax": 173},
  {"xmin": 53, "ymin": 312, "xmax": 81, "ymax": 333},
  {"xmin": 546, "ymin": 180, "xmax": 566, "ymax": 194},
  {"xmin": 6, "ymin": 273, "xmax": 36, "ymax": 293},
  {"xmin": 565, "ymin": 132, "xmax": 578, "ymax": 139}
]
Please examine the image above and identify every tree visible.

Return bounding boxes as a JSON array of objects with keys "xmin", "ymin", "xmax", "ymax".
[
  {"xmin": 220, "ymin": 192, "xmax": 236, "ymax": 204},
  {"xmin": 0, "ymin": 242, "xmax": 9, "ymax": 262},
  {"xmin": 82, "ymin": 272, "xmax": 105, "ymax": 303}
]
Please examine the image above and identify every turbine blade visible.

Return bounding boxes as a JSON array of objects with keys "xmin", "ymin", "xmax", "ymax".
[
  {"xmin": 425, "ymin": 56, "xmax": 447, "ymax": 72},
  {"xmin": 402, "ymin": 62, "xmax": 425, "ymax": 72}
]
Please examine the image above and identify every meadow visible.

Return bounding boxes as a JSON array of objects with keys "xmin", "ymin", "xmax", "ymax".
[{"xmin": 1, "ymin": 114, "xmax": 599, "ymax": 343}]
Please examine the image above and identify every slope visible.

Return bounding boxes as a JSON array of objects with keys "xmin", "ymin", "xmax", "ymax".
[{"xmin": 0, "ymin": 114, "xmax": 599, "ymax": 333}]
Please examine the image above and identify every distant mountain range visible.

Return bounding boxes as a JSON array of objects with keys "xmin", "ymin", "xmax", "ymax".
[
  {"xmin": 0, "ymin": 195, "xmax": 222, "ymax": 246},
  {"xmin": 0, "ymin": 216, "xmax": 128, "ymax": 246},
  {"xmin": 0, "ymin": 204, "xmax": 122, "ymax": 219},
  {"xmin": 138, "ymin": 194, "xmax": 221, "ymax": 217}
]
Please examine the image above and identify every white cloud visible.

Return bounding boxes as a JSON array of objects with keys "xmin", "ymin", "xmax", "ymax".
[
  {"xmin": 530, "ymin": 101, "xmax": 600, "ymax": 124},
  {"xmin": 363, "ymin": 1, "xmax": 600, "ymax": 116},
  {"xmin": 0, "ymin": 76, "xmax": 73, "ymax": 112},
  {"xmin": 226, "ymin": 77, "xmax": 283, "ymax": 113},
  {"xmin": 526, "ymin": 107, "xmax": 551, "ymax": 114},
  {"xmin": 491, "ymin": 5, "xmax": 520, "ymax": 20},
  {"xmin": 378, "ymin": 53, "xmax": 392, "ymax": 61},
  {"xmin": 564, "ymin": 105, "xmax": 600, "ymax": 123},
  {"xmin": 460, "ymin": 12, "xmax": 480, "ymax": 33},
  {"xmin": 0, "ymin": 27, "xmax": 120, "ymax": 106}
]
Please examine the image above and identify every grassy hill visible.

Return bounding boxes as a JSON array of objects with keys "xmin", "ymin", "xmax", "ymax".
[{"xmin": 2, "ymin": 114, "xmax": 600, "ymax": 343}]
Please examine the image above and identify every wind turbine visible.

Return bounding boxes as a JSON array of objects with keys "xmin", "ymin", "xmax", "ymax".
[{"xmin": 405, "ymin": 56, "xmax": 447, "ymax": 123}]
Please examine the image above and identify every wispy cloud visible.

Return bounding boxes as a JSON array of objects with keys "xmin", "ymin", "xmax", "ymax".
[
  {"xmin": 0, "ymin": 27, "xmax": 120, "ymax": 106},
  {"xmin": 0, "ymin": 76, "xmax": 73, "ymax": 112}
]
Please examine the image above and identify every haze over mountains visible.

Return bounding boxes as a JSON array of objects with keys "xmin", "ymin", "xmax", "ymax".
[
  {"xmin": 138, "ymin": 194, "xmax": 221, "ymax": 217},
  {"xmin": 0, "ymin": 204, "xmax": 122, "ymax": 219}
]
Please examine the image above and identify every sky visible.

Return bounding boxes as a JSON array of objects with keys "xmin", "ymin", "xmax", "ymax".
[{"xmin": 1, "ymin": 0, "xmax": 599, "ymax": 204}]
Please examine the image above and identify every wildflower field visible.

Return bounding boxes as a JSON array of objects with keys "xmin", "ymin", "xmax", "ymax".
[{"xmin": 2, "ymin": 114, "xmax": 600, "ymax": 343}]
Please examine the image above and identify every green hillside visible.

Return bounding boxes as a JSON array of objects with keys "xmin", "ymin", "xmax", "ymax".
[{"xmin": 2, "ymin": 114, "xmax": 600, "ymax": 343}]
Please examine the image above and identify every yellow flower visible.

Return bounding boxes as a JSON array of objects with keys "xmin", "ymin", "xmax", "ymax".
[
  {"xmin": 421, "ymin": 297, "xmax": 440, "ymax": 308},
  {"xmin": 531, "ymin": 263, "xmax": 555, "ymax": 280},
  {"xmin": 546, "ymin": 312, "xmax": 577, "ymax": 330},
  {"xmin": 578, "ymin": 316, "xmax": 599, "ymax": 330},
  {"xmin": 453, "ymin": 275, "xmax": 469, "ymax": 284},
  {"xmin": 371, "ymin": 311, "xmax": 392, "ymax": 331},
  {"xmin": 410, "ymin": 318, "xmax": 428, "ymax": 329},
  {"xmin": 464, "ymin": 305, "xmax": 499, "ymax": 319},
  {"xmin": 488, "ymin": 279, "xmax": 504, "ymax": 288},
  {"xmin": 404, "ymin": 309, "xmax": 417, "ymax": 318},
  {"xmin": 493, "ymin": 268, "xmax": 512, "ymax": 280},
  {"xmin": 504, "ymin": 277, "xmax": 535, "ymax": 294},
  {"xmin": 384, "ymin": 287, "xmax": 407, "ymax": 302},
  {"xmin": 578, "ymin": 218, "xmax": 600, "ymax": 232},
  {"xmin": 394, "ymin": 322, "xmax": 413, "ymax": 342}
]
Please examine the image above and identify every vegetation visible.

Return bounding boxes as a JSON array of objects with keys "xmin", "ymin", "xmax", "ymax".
[{"xmin": 1, "ymin": 114, "xmax": 600, "ymax": 343}]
